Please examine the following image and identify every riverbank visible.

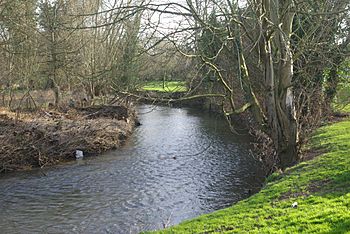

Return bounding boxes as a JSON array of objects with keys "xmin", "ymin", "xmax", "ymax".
[
  {"xmin": 0, "ymin": 105, "xmax": 138, "ymax": 173},
  {"xmin": 150, "ymin": 118, "xmax": 350, "ymax": 233}
]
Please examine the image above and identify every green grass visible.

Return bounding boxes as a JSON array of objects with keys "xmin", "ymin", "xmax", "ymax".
[
  {"xmin": 340, "ymin": 104, "xmax": 350, "ymax": 113},
  {"xmin": 148, "ymin": 119, "xmax": 350, "ymax": 233},
  {"xmin": 333, "ymin": 83, "xmax": 350, "ymax": 113},
  {"xmin": 141, "ymin": 81, "xmax": 187, "ymax": 92},
  {"xmin": 345, "ymin": 105, "xmax": 350, "ymax": 113}
]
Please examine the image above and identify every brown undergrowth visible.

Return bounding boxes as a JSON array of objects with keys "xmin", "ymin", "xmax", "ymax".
[{"xmin": 0, "ymin": 105, "xmax": 139, "ymax": 173}]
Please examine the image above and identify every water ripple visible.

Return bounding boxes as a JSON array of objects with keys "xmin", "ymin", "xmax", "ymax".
[{"xmin": 0, "ymin": 105, "xmax": 264, "ymax": 233}]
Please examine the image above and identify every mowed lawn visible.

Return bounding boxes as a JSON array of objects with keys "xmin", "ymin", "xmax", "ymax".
[
  {"xmin": 141, "ymin": 81, "xmax": 188, "ymax": 92},
  {"xmin": 148, "ymin": 119, "xmax": 350, "ymax": 233}
]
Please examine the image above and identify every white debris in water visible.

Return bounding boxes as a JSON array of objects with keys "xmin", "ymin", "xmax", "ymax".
[
  {"xmin": 75, "ymin": 150, "xmax": 84, "ymax": 159},
  {"xmin": 291, "ymin": 202, "xmax": 298, "ymax": 208}
]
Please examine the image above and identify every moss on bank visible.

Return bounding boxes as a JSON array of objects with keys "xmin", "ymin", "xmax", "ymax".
[{"xmin": 150, "ymin": 119, "xmax": 350, "ymax": 233}]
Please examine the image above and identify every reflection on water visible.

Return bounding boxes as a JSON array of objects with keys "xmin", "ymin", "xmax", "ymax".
[{"xmin": 0, "ymin": 105, "xmax": 264, "ymax": 233}]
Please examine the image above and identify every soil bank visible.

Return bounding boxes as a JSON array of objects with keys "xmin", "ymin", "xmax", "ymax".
[{"xmin": 0, "ymin": 105, "xmax": 139, "ymax": 173}]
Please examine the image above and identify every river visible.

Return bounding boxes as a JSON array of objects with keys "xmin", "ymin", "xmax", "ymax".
[{"xmin": 0, "ymin": 105, "xmax": 264, "ymax": 233}]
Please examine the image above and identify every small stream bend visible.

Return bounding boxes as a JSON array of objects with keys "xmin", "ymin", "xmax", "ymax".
[{"xmin": 0, "ymin": 105, "xmax": 264, "ymax": 233}]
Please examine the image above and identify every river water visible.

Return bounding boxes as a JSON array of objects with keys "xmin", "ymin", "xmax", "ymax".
[{"xmin": 0, "ymin": 105, "xmax": 264, "ymax": 233}]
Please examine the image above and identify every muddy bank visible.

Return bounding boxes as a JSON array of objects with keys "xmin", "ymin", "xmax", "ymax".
[{"xmin": 0, "ymin": 105, "xmax": 139, "ymax": 173}]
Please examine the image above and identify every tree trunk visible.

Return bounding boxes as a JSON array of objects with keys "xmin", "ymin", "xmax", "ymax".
[
  {"xmin": 263, "ymin": 0, "xmax": 299, "ymax": 169},
  {"xmin": 53, "ymin": 83, "xmax": 60, "ymax": 107}
]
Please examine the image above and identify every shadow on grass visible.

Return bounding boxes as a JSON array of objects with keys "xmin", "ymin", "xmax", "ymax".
[
  {"xmin": 317, "ymin": 170, "xmax": 350, "ymax": 198},
  {"xmin": 329, "ymin": 219, "xmax": 350, "ymax": 234}
]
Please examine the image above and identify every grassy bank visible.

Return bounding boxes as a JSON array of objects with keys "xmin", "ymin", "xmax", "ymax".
[
  {"xmin": 141, "ymin": 81, "xmax": 187, "ymax": 92},
  {"xmin": 150, "ymin": 119, "xmax": 350, "ymax": 233}
]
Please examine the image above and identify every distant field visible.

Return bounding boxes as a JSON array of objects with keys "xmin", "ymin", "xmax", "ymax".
[
  {"xmin": 334, "ymin": 84, "xmax": 350, "ymax": 113},
  {"xmin": 333, "ymin": 103, "xmax": 350, "ymax": 113},
  {"xmin": 141, "ymin": 81, "xmax": 187, "ymax": 92},
  {"xmin": 341, "ymin": 104, "xmax": 350, "ymax": 113}
]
